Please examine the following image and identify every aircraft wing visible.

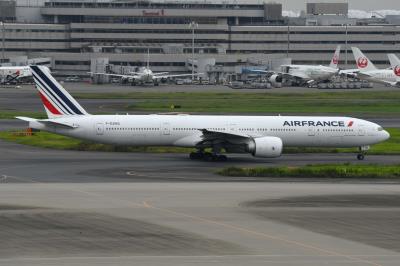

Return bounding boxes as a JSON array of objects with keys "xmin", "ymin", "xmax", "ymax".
[
  {"xmin": 195, "ymin": 129, "xmax": 254, "ymax": 151},
  {"xmin": 152, "ymin": 72, "xmax": 170, "ymax": 76},
  {"xmin": 284, "ymin": 72, "xmax": 310, "ymax": 80},
  {"xmin": 89, "ymin": 72, "xmax": 141, "ymax": 79},
  {"xmin": 153, "ymin": 73, "xmax": 203, "ymax": 79}
]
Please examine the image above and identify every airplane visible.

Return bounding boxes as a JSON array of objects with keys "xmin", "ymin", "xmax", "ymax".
[
  {"xmin": 91, "ymin": 52, "xmax": 200, "ymax": 86},
  {"xmin": 0, "ymin": 66, "xmax": 32, "ymax": 84},
  {"xmin": 348, "ymin": 47, "xmax": 399, "ymax": 86},
  {"xmin": 387, "ymin": 53, "xmax": 400, "ymax": 87},
  {"xmin": 250, "ymin": 45, "xmax": 341, "ymax": 86},
  {"xmin": 17, "ymin": 65, "xmax": 389, "ymax": 161}
]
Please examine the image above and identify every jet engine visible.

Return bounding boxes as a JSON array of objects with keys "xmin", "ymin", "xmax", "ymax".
[
  {"xmin": 247, "ymin": 136, "xmax": 283, "ymax": 158},
  {"xmin": 269, "ymin": 74, "xmax": 283, "ymax": 84}
]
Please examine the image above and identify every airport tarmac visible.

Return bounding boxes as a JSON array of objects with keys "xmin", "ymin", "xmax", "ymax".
[
  {"xmin": 1, "ymin": 83, "xmax": 400, "ymax": 265},
  {"xmin": 0, "ymin": 139, "xmax": 400, "ymax": 266}
]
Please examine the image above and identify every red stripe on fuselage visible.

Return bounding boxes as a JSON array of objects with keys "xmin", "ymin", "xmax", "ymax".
[{"xmin": 38, "ymin": 91, "xmax": 62, "ymax": 115}]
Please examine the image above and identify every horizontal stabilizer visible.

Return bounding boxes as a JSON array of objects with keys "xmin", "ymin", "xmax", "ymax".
[
  {"xmin": 16, "ymin": 116, "xmax": 77, "ymax": 128},
  {"xmin": 15, "ymin": 116, "xmax": 37, "ymax": 122}
]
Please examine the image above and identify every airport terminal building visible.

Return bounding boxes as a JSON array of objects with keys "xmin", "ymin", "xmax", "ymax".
[{"xmin": 1, "ymin": 0, "xmax": 400, "ymax": 79}]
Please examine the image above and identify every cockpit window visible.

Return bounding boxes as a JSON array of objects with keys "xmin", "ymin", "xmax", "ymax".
[{"xmin": 377, "ymin": 127, "xmax": 383, "ymax": 131}]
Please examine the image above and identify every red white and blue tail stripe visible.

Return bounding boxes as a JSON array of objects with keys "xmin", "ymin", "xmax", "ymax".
[{"xmin": 30, "ymin": 65, "xmax": 88, "ymax": 118}]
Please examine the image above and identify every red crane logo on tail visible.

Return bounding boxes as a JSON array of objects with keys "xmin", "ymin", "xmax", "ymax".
[
  {"xmin": 332, "ymin": 55, "xmax": 339, "ymax": 65},
  {"xmin": 394, "ymin": 65, "xmax": 400, "ymax": 77},
  {"xmin": 357, "ymin": 57, "xmax": 368, "ymax": 68}
]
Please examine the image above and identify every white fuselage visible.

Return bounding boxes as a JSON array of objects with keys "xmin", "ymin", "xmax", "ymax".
[
  {"xmin": 283, "ymin": 65, "xmax": 338, "ymax": 81},
  {"xmin": 0, "ymin": 66, "xmax": 32, "ymax": 80},
  {"xmin": 29, "ymin": 115, "xmax": 389, "ymax": 149},
  {"xmin": 358, "ymin": 69, "xmax": 398, "ymax": 84}
]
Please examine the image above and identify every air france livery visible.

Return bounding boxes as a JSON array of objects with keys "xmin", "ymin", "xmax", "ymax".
[{"xmin": 17, "ymin": 66, "xmax": 390, "ymax": 161}]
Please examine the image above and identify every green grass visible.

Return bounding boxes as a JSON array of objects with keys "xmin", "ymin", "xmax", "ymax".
[
  {"xmin": 217, "ymin": 164, "xmax": 400, "ymax": 179},
  {"xmin": 0, "ymin": 128, "xmax": 399, "ymax": 155},
  {"xmin": 0, "ymin": 131, "xmax": 194, "ymax": 153},
  {"xmin": 73, "ymin": 91, "xmax": 400, "ymax": 116},
  {"xmin": 0, "ymin": 111, "xmax": 46, "ymax": 119}
]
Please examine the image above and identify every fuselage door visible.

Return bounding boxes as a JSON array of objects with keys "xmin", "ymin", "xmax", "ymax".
[
  {"xmin": 96, "ymin": 123, "xmax": 104, "ymax": 135},
  {"xmin": 308, "ymin": 127, "xmax": 315, "ymax": 136},
  {"xmin": 227, "ymin": 123, "xmax": 237, "ymax": 134},
  {"xmin": 162, "ymin": 122, "xmax": 171, "ymax": 135},
  {"xmin": 358, "ymin": 126, "xmax": 366, "ymax": 136}
]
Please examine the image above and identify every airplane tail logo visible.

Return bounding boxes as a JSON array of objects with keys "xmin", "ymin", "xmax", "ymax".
[
  {"xmin": 329, "ymin": 45, "xmax": 341, "ymax": 69},
  {"xmin": 30, "ymin": 65, "xmax": 89, "ymax": 118},
  {"xmin": 357, "ymin": 57, "xmax": 368, "ymax": 69},
  {"xmin": 394, "ymin": 65, "xmax": 400, "ymax": 77},
  {"xmin": 332, "ymin": 55, "xmax": 339, "ymax": 65}
]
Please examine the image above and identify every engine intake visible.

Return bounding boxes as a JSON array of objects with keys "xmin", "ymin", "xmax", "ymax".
[
  {"xmin": 269, "ymin": 74, "xmax": 283, "ymax": 84},
  {"xmin": 247, "ymin": 136, "xmax": 283, "ymax": 158}
]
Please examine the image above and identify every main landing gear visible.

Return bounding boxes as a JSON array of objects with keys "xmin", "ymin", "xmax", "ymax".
[
  {"xmin": 357, "ymin": 146, "xmax": 370, "ymax": 161},
  {"xmin": 189, "ymin": 151, "xmax": 227, "ymax": 162}
]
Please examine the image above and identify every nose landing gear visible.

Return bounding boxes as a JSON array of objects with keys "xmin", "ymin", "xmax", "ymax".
[{"xmin": 357, "ymin": 146, "xmax": 370, "ymax": 161}]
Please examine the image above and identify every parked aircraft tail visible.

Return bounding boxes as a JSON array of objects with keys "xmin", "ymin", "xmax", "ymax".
[
  {"xmin": 29, "ymin": 65, "xmax": 89, "ymax": 118},
  {"xmin": 351, "ymin": 47, "xmax": 377, "ymax": 72},
  {"xmin": 388, "ymin": 54, "xmax": 400, "ymax": 85},
  {"xmin": 329, "ymin": 45, "xmax": 341, "ymax": 69}
]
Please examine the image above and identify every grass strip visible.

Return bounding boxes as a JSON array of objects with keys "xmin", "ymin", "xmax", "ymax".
[
  {"xmin": 73, "ymin": 91, "xmax": 400, "ymax": 115},
  {"xmin": 217, "ymin": 164, "xmax": 400, "ymax": 179},
  {"xmin": 0, "ymin": 111, "xmax": 46, "ymax": 119}
]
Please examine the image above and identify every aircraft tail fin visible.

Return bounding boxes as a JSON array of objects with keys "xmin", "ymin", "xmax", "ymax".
[
  {"xmin": 388, "ymin": 54, "xmax": 400, "ymax": 84},
  {"xmin": 29, "ymin": 65, "xmax": 89, "ymax": 119},
  {"xmin": 329, "ymin": 45, "xmax": 341, "ymax": 69},
  {"xmin": 351, "ymin": 47, "xmax": 377, "ymax": 71}
]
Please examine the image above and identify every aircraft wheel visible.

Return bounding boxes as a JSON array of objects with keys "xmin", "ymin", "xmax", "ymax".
[
  {"xmin": 189, "ymin": 152, "xmax": 203, "ymax": 160},
  {"xmin": 357, "ymin": 154, "xmax": 365, "ymax": 161},
  {"xmin": 217, "ymin": 155, "xmax": 227, "ymax": 162}
]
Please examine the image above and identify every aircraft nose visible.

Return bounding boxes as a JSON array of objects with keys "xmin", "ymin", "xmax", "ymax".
[{"xmin": 382, "ymin": 130, "xmax": 390, "ymax": 141}]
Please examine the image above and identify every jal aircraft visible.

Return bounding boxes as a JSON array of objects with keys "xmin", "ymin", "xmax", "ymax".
[
  {"xmin": 257, "ymin": 45, "xmax": 341, "ymax": 86},
  {"xmin": 349, "ymin": 47, "xmax": 399, "ymax": 86},
  {"xmin": 0, "ymin": 66, "xmax": 32, "ymax": 84},
  {"xmin": 18, "ymin": 66, "xmax": 389, "ymax": 161},
  {"xmin": 387, "ymin": 53, "xmax": 400, "ymax": 86},
  {"xmin": 92, "ymin": 52, "xmax": 198, "ymax": 85}
]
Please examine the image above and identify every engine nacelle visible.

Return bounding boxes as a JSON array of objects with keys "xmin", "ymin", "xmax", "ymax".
[
  {"xmin": 269, "ymin": 74, "xmax": 283, "ymax": 84},
  {"xmin": 247, "ymin": 136, "xmax": 283, "ymax": 158}
]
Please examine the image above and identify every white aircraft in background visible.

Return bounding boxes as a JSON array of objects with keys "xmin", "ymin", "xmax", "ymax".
[
  {"xmin": 92, "ymin": 52, "xmax": 199, "ymax": 86},
  {"xmin": 252, "ymin": 45, "xmax": 341, "ymax": 86},
  {"xmin": 0, "ymin": 66, "xmax": 32, "ymax": 84},
  {"xmin": 18, "ymin": 66, "xmax": 389, "ymax": 161},
  {"xmin": 387, "ymin": 53, "xmax": 400, "ymax": 86},
  {"xmin": 349, "ymin": 47, "xmax": 399, "ymax": 86}
]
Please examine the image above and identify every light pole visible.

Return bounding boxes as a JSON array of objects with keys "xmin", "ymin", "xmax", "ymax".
[
  {"xmin": 345, "ymin": 24, "xmax": 348, "ymax": 69},
  {"xmin": 1, "ymin": 21, "xmax": 4, "ymax": 64},
  {"xmin": 189, "ymin": 21, "xmax": 198, "ymax": 81},
  {"xmin": 286, "ymin": 24, "xmax": 290, "ymax": 58}
]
